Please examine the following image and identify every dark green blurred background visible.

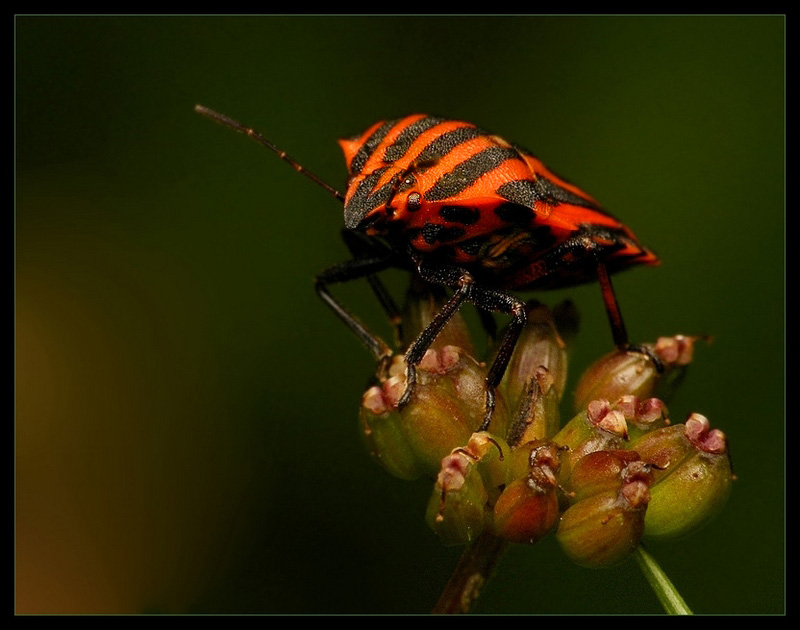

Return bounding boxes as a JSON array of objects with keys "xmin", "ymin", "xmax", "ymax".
[{"xmin": 16, "ymin": 16, "xmax": 784, "ymax": 614}]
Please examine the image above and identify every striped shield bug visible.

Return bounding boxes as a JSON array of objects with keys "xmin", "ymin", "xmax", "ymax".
[{"xmin": 195, "ymin": 107, "xmax": 660, "ymax": 429}]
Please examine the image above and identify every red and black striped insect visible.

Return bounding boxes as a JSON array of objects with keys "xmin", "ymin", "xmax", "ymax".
[{"xmin": 195, "ymin": 107, "xmax": 659, "ymax": 429}]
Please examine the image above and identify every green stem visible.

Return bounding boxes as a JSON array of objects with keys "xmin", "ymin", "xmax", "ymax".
[{"xmin": 634, "ymin": 545, "xmax": 693, "ymax": 615}]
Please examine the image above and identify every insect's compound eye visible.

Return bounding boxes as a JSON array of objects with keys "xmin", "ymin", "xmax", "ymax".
[{"xmin": 406, "ymin": 191, "xmax": 422, "ymax": 213}]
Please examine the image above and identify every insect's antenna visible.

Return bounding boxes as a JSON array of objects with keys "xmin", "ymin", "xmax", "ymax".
[{"xmin": 195, "ymin": 105, "xmax": 346, "ymax": 203}]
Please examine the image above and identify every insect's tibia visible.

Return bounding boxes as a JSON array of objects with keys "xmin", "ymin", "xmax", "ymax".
[{"xmin": 194, "ymin": 104, "xmax": 345, "ymax": 203}]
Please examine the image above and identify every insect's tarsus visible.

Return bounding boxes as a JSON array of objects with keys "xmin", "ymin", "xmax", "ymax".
[{"xmin": 194, "ymin": 104, "xmax": 345, "ymax": 202}]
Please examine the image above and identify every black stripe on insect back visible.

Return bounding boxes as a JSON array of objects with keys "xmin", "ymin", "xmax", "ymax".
[
  {"xmin": 344, "ymin": 166, "xmax": 393, "ymax": 229},
  {"xmin": 535, "ymin": 176, "xmax": 600, "ymax": 208},
  {"xmin": 349, "ymin": 119, "xmax": 399, "ymax": 175},
  {"xmin": 382, "ymin": 116, "xmax": 445, "ymax": 163},
  {"xmin": 425, "ymin": 147, "xmax": 522, "ymax": 202},
  {"xmin": 497, "ymin": 177, "xmax": 600, "ymax": 210},
  {"xmin": 414, "ymin": 126, "xmax": 484, "ymax": 166}
]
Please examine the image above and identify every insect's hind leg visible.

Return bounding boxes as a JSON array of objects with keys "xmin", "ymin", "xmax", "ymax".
[
  {"xmin": 595, "ymin": 261, "xmax": 629, "ymax": 349},
  {"xmin": 526, "ymin": 231, "xmax": 664, "ymax": 372},
  {"xmin": 595, "ymin": 260, "xmax": 663, "ymax": 372}
]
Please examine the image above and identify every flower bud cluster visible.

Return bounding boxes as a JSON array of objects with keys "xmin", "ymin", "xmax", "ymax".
[{"xmin": 357, "ymin": 287, "xmax": 732, "ymax": 568}]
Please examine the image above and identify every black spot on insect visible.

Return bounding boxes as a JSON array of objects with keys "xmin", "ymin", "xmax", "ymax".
[
  {"xmin": 407, "ymin": 191, "xmax": 422, "ymax": 212},
  {"xmin": 422, "ymin": 222, "xmax": 442, "ymax": 245},
  {"xmin": 459, "ymin": 237, "xmax": 486, "ymax": 256},
  {"xmin": 438, "ymin": 226, "xmax": 466, "ymax": 242},
  {"xmin": 416, "ymin": 127, "xmax": 481, "ymax": 166},
  {"xmin": 438, "ymin": 205, "xmax": 480, "ymax": 225},
  {"xmin": 422, "ymin": 222, "xmax": 466, "ymax": 245},
  {"xmin": 495, "ymin": 202, "xmax": 533, "ymax": 225}
]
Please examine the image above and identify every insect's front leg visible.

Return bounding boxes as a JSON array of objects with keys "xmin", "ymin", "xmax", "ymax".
[
  {"xmin": 315, "ymin": 253, "xmax": 396, "ymax": 366},
  {"xmin": 339, "ymin": 230, "xmax": 405, "ymax": 348}
]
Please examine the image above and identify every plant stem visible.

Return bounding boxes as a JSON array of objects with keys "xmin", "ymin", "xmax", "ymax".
[
  {"xmin": 634, "ymin": 545, "xmax": 693, "ymax": 615},
  {"xmin": 432, "ymin": 531, "xmax": 508, "ymax": 614}
]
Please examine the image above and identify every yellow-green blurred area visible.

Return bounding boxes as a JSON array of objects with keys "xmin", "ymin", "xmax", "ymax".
[{"xmin": 16, "ymin": 16, "xmax": 784, "ymax": 614}]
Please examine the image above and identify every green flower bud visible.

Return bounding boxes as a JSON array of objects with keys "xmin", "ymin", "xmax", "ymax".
[
  {"xmin": 505, "ymin": 368, "xmax": 561, "ymax": 447},
  {"xmin": 564, "ymin": 449, "xmax": 652, "ymax": 504},
  {"xmin": 552, "ymin": 399, "xmax": 630, "ymax": 481},
  {"xmin": 461, "ymin": 431, "xmax": 510, "ymax": 504},
  {"xmin": 502, "ymin": 303, "xmax": 569, "ymax": 410},
  {"xmin": 631, "ymin": 413, "xmax": 733, "ymax": 540},
  {"xmin": 613, "ymin": 395, "xmax": 670, "ymax": 442},
  {"xmin": 499, "ymin": 303, "xmax": 573, "ymax": 446},
  {"xmin": 359, "ymin": 377, "xmax": 424, "ymax": 481},
  {"xmin": 399, "ymin": 346, "xmax": 509, "ymax": 476},
  {"xmin": 556, "ymin": 477, "xmax": 651, "ymax": 568},
  {"xmin": 359, "ymin": 345, "xmax": 508, "ymax": 480},
  {"xmin": 446, "ymin": 431, "xmax": 511, "ymax": 504},
  {"xmin": 492, "ymin": 441, "xmax": 562, "ymax": 544},
  {"xmin": 503, "ymin": 439, "xmax": 562, "ymax": 487},
  {"xmin": 573, "ymin": 335, "xmax": 698, "ymax": 412},
  {"xmin": 425, "ymin": 449, "xmax": 490, "ymax": 546}
]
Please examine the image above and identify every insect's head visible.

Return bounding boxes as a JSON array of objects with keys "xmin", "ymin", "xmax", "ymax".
[
  {"xmin": 339, "ymin": 114, "xmax": 438, "ymax": 235},
  {"xmin": 339, "ymin": 131, "xmax": 422, "ymax": 235},
  {"xmin": 341, "ymin": 168, "xmax": 424, "ymax": 236}
]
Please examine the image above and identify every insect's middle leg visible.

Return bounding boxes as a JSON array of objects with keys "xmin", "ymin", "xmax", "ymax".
[
  {"xmin": 468, "ymin": 285, "xmax": 528, "ymax": 431},
  {"xmin": 397, "ymin": 270, "xmax": 473, "ymax": 409}
]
